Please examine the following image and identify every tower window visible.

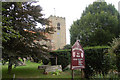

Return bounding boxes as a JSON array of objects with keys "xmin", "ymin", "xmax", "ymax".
[
  {"xmin": 57, "ymin": 23, "xmax": 60, "ymax": 27},
  {"xmin": 57, "ymin": 23, "xmax": 60, "ymax": 30}
]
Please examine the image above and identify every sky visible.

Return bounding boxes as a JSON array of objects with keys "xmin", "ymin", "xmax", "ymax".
[{"xmin": 35, "ymin": 0, "xmax": 120, "ymax": 44}]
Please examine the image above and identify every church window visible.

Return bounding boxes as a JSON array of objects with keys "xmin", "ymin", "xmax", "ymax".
[{"xmin": 57, "ymin": 23, "xmax": 60, "ymax": 30}]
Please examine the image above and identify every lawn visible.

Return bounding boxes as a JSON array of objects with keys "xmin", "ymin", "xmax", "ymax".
[{"xmin": 2, "ymin": 61, "xmax": 80, "ymax": 79}]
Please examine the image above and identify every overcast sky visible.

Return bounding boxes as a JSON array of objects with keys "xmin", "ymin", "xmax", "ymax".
[{"xmin": 35, "ymin": 0, "xmax": 120, "ymax": 44}]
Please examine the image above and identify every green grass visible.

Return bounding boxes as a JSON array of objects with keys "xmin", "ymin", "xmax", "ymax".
[{"xmin": 2, "ymin": 61, "xmax": 80, "ymax": 78}]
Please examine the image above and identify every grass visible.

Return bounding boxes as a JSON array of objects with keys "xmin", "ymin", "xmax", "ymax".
[{"xmin": 2, "ymin": 61, "xmax": 80, "ymax": 78}]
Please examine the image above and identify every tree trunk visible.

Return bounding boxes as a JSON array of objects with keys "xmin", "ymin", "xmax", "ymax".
[
  {"xmin": 56, "ymin": 56, "xmax": 57, "ymax": 65},
  {"xmin": 8, "ymin": 59, "xmax": 12, "ymax": 74}
]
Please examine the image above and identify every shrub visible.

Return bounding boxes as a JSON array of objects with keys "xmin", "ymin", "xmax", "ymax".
[
  {"xmin": 51, "ymin": 69, "xmax": 62, "ymax": 75},
  {"xmin": 50, "ymin": 49, "xmax": 71, "ymax": 69},
  {"xmin": 42, "ymin": 58, "xmax": 49, "ymax": 65}
]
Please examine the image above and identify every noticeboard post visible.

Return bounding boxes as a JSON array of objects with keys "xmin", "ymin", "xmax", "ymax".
[{"xmin": 71, "ymin": 40, "xmax": 85, "ymax": 79}]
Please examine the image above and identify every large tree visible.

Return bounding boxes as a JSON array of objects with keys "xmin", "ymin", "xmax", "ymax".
[
  {"xmin": 2, "ymin": 2, "xmax": 54, "ymax": 73},
  {"xmin": 70, "ymin": 2, "xmax": 120, "ymax": 46}
]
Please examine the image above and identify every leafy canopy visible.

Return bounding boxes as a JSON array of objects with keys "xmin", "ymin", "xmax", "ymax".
[{"xmin": 70, "ymin": 2, "xmax": 120, "ymax": 46}]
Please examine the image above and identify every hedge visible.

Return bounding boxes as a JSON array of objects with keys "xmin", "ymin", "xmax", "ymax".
[
  {"xmin": 50, "ymin": 50, "xmax": 71, "ymax": 69},
  {"xmin": 83, "ymin": 47, "xmax": 111, "ymax": 78},
  {"xmin": 50, "ymin": 46, "xmax": 111, "ymax": 78}
]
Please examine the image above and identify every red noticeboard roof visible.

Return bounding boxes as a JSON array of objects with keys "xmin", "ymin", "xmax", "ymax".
[{"xmin": 72, "ymin": 40, "xmax": 82, "ymax": 49}]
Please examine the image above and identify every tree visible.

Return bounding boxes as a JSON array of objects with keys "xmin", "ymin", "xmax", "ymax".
[
  {"xmin": 2, "ymin": 2, "xmax": 54, "ymax": 73},
  {"xmin": 70, "ymin": 2, "xmax": 120, "ymax": 46}
]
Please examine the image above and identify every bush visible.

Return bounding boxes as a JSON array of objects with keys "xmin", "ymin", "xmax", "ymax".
[
  {"xmin": 50, "ymin": 49, "xmax": 71, "ymax": 69},
  {"xmin": 51, "ymin": 69, "xmax": 62, "ymax": 75},
  {"xmin": 42, "ymin": 58, "xmax": 49, "ymax": 65}
]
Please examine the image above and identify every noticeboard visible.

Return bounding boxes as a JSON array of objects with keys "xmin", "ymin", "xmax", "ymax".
[{"xmin": 71, "ymin": 40, "xmax": 85, "ymax": 70}]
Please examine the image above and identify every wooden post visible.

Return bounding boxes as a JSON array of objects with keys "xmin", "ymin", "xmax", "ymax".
[
  {"xmin": 81, "ymin": 69, "xmax": 84, "ymax": 78},
  {"xmin": 72, "ymin": 70, "xmax": 74, "ymax": 80},
  {"xmin": 56, "ymin": 56, "xmax": 57, "ymax": 65},
  {"xmin": 81, "ymin": 69, "xmax": 82, "ymax": 78}
]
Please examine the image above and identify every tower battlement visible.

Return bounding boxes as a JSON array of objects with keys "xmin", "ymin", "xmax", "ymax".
[{"xmin": 49, "ymin": 15, "xmax": 65, "ymax": 20}]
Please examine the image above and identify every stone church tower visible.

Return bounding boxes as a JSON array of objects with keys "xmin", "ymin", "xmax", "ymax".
[
  {"xmin": 48, "ymin": 15, "xmax": 66, "ymax": 50},
  {"xmin": 119, "ymin": 1, "xmax": 120, "ymax": 14}
]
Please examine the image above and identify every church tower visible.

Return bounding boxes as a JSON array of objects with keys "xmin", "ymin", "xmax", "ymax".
[
  {"xmin": 48, "ymin": 15, "xmax": 66, "ymax": 50},
  {"xmin": 119, "ymin": 1, "xmax": 120, "ymax": 14}
]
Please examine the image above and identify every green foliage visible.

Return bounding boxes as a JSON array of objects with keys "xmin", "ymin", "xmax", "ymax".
[
  {"xmin": 50, "ymin": 50, "xmax": 71, "ymax": 69},
  {"xmin": 74, "ymin": 70, "xmax": 81, "ymax": 75},
  {"xmin": 109, "ymin": 35, "xmax": 120, "ymax": 54},
  {"xmin": 70, "ymin": 2, "xmax": 120, "ymax": 46},
  {"xmin": 51, "ymin": 46, "xmax": 111, "ymax": 78},
  {"xmin": 84, "ymin": 46, "xmax": 110, "ymax": 49},
  {"xmin": 2, "ymin": 6, "xmax": 21, "ymax": 42},
  {"xmin": 54, "ymin": 46, "xmax": 109, "ymax": 52},
  {"xmin": 51, "ymin": 69, "xmax": 62, "ymax": 75},
  {"xmin": 84, "ymin": 47, "xmax": 111, "ymax": 78},
  {"xmin": 109, "ymin": 35, "xmax": 120, "ymax": 77}
]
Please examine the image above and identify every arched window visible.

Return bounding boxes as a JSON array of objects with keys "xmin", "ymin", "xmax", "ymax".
[
  {"xmin": 57, "ymin": 23, "xmax": 60, "ymax": 30},
  {"xmin": 57, "ymin": 23, "xmax": 60, "ymax": 27}
]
